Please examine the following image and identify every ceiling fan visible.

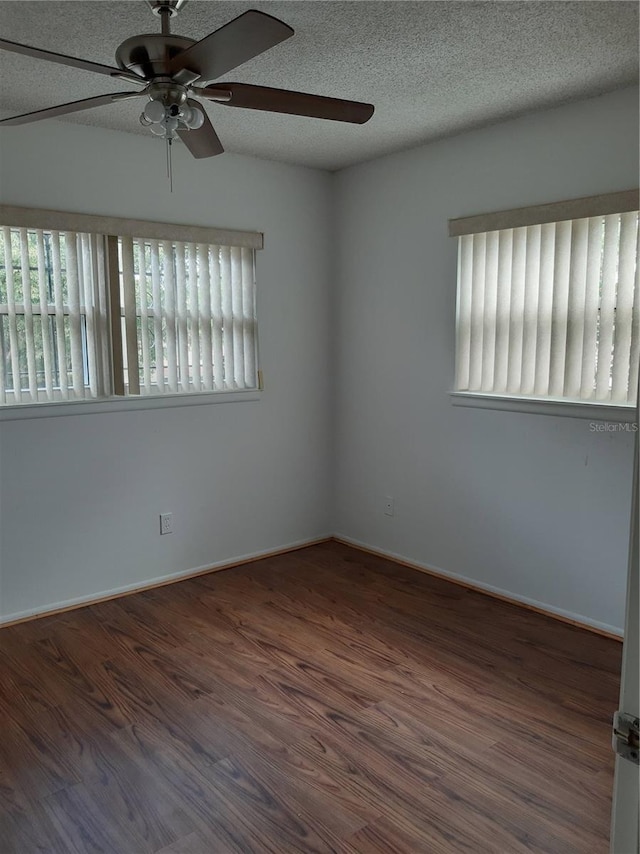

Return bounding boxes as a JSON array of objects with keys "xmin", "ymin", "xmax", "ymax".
[{"xmin": 0, "ymin": 0, "xmax": 375, "ymax": 159}]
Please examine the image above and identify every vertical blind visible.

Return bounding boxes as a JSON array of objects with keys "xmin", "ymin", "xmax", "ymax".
[
  {"xmin": 0, "ymin": 226, "xmax": 108, "ymax": 404},
  {"xmin": 455, "ymin": 212, "xmax": 639, "ymax": 404},
  {"xmin": 117, "ymin": 238, "xmax": 257, "ymax": 395}
]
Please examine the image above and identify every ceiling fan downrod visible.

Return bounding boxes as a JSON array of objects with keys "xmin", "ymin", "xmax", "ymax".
[{"xmin": 146, "ymin": 0, "xmax": 189, "ymax": 35}]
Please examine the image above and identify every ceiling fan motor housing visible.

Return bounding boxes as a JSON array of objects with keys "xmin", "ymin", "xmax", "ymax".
[{"xmin": 115, "ymin": 34, "xmax": 195, "ymax": 80}]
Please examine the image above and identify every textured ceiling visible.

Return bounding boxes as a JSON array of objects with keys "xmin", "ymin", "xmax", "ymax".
[{"xmin": 0, "ymin": 1, "xmax": 637, "ymax": 171}]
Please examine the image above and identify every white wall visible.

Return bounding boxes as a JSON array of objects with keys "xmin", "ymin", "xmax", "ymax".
[
  {"xmin": 0, "ymin": 122, "xmax": 334, "ymax": 621},
  {"xmin": 333, "ymin": 87, "xmax": 638, "ymax": 635}
]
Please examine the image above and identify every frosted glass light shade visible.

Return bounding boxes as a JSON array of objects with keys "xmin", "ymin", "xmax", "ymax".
[
  {"xmin": 143, "ymin": 99, "xmax": 166, "ymax": 124},
  {"xmin": 182, "ymin": 105, "xmax": 205, "ymax": 129}
]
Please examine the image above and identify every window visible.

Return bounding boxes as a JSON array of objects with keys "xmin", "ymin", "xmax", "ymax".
[
  {"xmin": 450, "ymin": 190, "xmax": 639, "ymax": 408},
  {"xmin": 117, "ymin": 237, "xmax": 257, "ymax": 395},
  {"xmin": 0, "ymin": 206, "xmax": 261, "ymax": 407}
]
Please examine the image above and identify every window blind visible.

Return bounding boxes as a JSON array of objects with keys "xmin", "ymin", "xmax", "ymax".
[
  {"xmin": 0, "ymin": 226, "xmax": 107, "ymax": 404},
  {"xmin": 455, "ymin": 212, "xmax": 639, "ymax": 405},
  {"xmin": 117, "ymin": 238, "xmax": 257, "ymax": 395}
]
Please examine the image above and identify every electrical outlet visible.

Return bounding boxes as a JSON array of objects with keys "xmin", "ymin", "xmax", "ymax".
[
  {"xmin": 384, "ymin": 496, "xmax": 395, "ymax": 516},
  {"xmin": 160, "ymin": 512, "xmax": 173, "ymax": 535}
]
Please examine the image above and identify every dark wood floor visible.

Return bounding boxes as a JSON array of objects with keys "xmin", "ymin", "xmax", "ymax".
[{"xmin": 0, "ymin": 541, "xmax": 622, "ymax": 853}]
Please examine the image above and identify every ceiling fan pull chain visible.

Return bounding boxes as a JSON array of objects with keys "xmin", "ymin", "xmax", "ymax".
[{"xmin": 167, "ymin": 138, "xmax": 174, "ymax": 193}]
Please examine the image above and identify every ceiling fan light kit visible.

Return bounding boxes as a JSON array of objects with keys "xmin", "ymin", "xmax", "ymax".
[{"xmin": 0, "ymin": 0, "xmax": 374, "ymax": 166}]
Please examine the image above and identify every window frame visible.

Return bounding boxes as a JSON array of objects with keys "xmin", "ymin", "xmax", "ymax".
[
  {"xmin": 0, "ymin": 205, "xmax": 264, "ymax": 420},
  {"xmin": 450, "ymin": 390, "xmax": 637, "ymax": 422}
]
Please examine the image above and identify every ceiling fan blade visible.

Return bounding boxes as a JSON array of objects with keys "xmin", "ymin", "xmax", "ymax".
[
  {"xmin": 0, "ymin": 37, "xmax": 144, "ymax": 83},
  {"xmin": 0, "ymin": 92, "xmax": 144, "ymax": 126},
  {"xmin": 198, "ymin": 83, "xmax": 375, "ymax": 124},
  {"xmin": 169, "ymin": 10, "xmax": 293, "ymax": 83},
  {"xmin": 176, "ymin": 101, "xmax": 224, "ymax": 158}
]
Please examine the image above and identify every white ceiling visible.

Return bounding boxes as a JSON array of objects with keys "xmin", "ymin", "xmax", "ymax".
[{"xmin": 0, "ymin": 1, "xmax": 637, "ymax": 171}]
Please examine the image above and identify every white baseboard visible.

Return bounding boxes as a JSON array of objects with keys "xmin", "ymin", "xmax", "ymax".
[
  {"xmin": 334, "ymin": 533, "xmax": 624, "ymax": 639},
  {"xmin": 1, "ymin": 531, "xmax": 624, "ymax": 639},
  {"xmin": 0, "ymin": 534, "xmax": 332, "ymax": 628}
]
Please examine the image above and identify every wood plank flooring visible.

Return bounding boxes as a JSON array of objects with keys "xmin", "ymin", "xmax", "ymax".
[{"xmin": 0, "ymin": 541, "xmax": 622, "ymax": 853}]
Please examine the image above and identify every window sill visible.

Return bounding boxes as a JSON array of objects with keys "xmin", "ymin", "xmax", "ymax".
[
  {"xmin": 450, "ymin": 391, "xmax": 637, "ymax": 423},
  {"xmin": 0, "ymin": 389, "xmax": 261, "ymax": 421}
]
